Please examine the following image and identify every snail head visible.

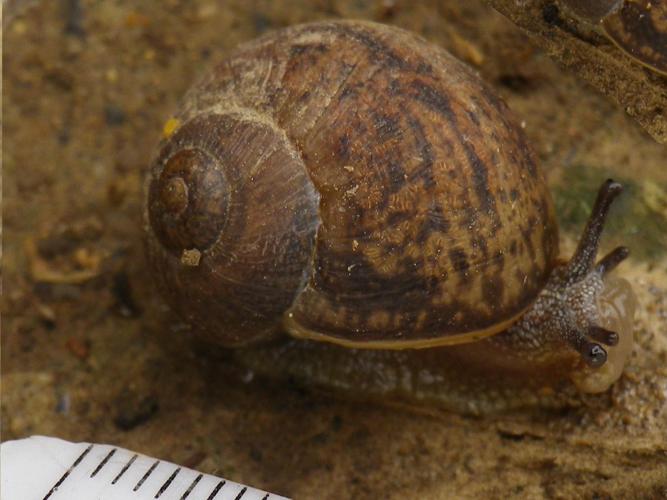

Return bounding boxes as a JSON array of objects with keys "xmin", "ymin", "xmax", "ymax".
[{"xmin": 512, "ymin": 180, "xmax": 634, "ymax": 383}]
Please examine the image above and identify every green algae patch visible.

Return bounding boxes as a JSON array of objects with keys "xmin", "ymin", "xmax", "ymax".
[{"xmin": 554, "ymin": 167, "xmax": 667, "ymax": 261}]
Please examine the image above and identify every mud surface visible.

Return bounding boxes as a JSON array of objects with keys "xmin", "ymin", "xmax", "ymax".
[{"xmin": 3, "ymin": 1, "xmax": 667, "ymax": 498}]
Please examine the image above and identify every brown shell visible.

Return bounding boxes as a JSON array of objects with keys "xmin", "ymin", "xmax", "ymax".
[
  {"xmin": 561, "ymin": 0, "xmax": 667, "ymax": 75},
  {"xmin": 145, "ymin": 21, "xmax": 559, "ymax": 348},
  {"xmin": 601, "ymin": 0, "xmax": 667, "ymax": 75}
]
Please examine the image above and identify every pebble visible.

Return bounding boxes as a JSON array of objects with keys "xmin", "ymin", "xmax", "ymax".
[
  {"xmin": 113, "ymin": 390, "xmax": 159, "ymax": 431},
  {"xmin": 65, "ymin": 337, "xmax": 90, "ymax": 361}
]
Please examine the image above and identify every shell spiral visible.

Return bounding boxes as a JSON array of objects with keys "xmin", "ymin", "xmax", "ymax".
[{"xmin": 145, "ymin": 21, "xmax": 559, "ymax": 348}]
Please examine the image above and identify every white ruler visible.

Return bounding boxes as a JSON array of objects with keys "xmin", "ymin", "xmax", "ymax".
[{"xmin": 1, "ymin": 436, "xmax": 289, "ymax": 500}]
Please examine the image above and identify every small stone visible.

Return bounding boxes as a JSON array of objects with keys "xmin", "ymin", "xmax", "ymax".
[
  {"xmin": 124, "ymin": 11, "xmax": 151, "ymax": 28},
  {"xmin": 113, "ymin": 391, "xmax": 159, "ymax": 431},
  {"xmin": 112, "ymin": 272, "xmax": 142, "ymax": 317},
  {"xmin": 73, "ymin": 247, "xmax": 100, "ymax": 271},
  {"xmin": 65, "ymin": 337, "xmax": 90, "ymax": 360},
  {"xmin": 13, "ymin": 21, "xmax": 27, "ymax": 35},
  {"xmin": 105, "ymin": 68, "xmax": 118, "ymax": 83},
  {"xmin": 36, "ymin": 303, "xmax": 57, "ymax": 329},
  {"xmin": 104, "ymin": 104, "xmax": 126, "ymax": 126}
]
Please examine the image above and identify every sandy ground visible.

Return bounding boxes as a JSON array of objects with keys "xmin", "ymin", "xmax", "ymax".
[{"xmin": 3, "ymin": 1, "xmax": 667, "ymax": 498}]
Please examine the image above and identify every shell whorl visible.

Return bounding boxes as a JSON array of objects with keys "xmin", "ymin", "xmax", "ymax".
[
  {"xmin": 146, "ymin": 112, "xmax": 319, "ymax": 345},
  {"xmin": 149, "ymin": 146, "xmax": 230, "ymax": 254}
]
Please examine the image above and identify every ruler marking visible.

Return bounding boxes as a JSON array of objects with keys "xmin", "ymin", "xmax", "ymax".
[
  {"xmin": 90, "ymin": 448, "xmax": 117, "ymax": 477},
  {"xmin": 111, "ymin": 454, "xmax": 138, "ymax": 485},
  {"xmin": 43, "ymin": 443, "xmax": 94, "ymax": 500},
  {"xmin": 154, "ymin": 467, "xmax": 181, "ymax": 498},
  {"xmin": 179, "ymin": 473, "xmax": 203, "ymax": 499},
  {"xmin": 206, "ymin": 480, "xmax": 226, "ymax": 499},
  {"xmin": 133, "ymin": 460, "xmax": 160, "ymax": 491},
  {"xmin": 234, "ymin": 486, "xmax": 248, "ymax": 500}
]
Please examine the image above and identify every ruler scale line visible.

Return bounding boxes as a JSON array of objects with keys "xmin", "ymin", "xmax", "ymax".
[
  {"xmin": 42, "ymin": 443, "xmax": 94, "ymax": 500},
  {"xmin": 179, "ymin": 473, "xmax": 203, "ymax": 499},
  {"xmin": 111, "ymin": 453, "xmax": 138, "ymax": 485},
  {"xmin": 2, "ymin": 437, "xmax": 289, "ymax": 499},
  {"xmin": 206, "ymin": 479, "xmax": 226, "ymax": 499},
  {"xmin": 154, "ymin": 467, "xmax": 181, "ymax": 498},
  {"xmin": 134, "ymin": 460, "xmax": 160, "ymax": 491},
  {"xmin": 90, "ymin": 448, "xmax": 117, "ymax": 478}
]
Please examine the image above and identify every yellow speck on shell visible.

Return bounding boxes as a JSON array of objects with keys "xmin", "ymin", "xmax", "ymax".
[
  {"xmin": 162, "ymin": 118, "xmax": 180, "ymax": 139},
  {"xmin": 180, "ymin": 248, "xmax": 201, "ymax": 266}
]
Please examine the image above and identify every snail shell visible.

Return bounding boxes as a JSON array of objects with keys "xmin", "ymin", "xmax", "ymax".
[
  {"xmin": 145, "ymin": 21, "xmax": 634, "ymax": 392},
  {"xmin": 560, "ymin": 0, "xmax": 667, "ymax": 75}
]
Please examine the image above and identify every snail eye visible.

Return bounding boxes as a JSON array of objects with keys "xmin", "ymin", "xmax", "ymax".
[{"xmin": 579, "ymin": 342, "xmax": 608, "ymax": 368}]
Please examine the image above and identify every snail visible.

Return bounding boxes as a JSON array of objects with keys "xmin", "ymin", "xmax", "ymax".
[
  {"xmin": 559, "ymin": 0, "xmax": 667, "ymax": 75},
  {"xmin": 144, "ymin": 21, "xmax": 637, "ymax": 410}
]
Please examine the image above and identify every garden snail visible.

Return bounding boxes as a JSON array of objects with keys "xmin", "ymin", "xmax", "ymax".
[{"xmin": 144, "ymin": 20, "xmax": 636, "ymax": 403}]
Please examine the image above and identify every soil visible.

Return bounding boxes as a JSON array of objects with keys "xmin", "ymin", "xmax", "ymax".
[{"xmin": 3, "ymin": 1, "xmax": 667, "ymax": 498}]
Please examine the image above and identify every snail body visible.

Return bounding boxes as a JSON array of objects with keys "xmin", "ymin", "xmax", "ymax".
[{"xmin": 145, "ymin": 21, "xmax": 635, "ymax": 407}]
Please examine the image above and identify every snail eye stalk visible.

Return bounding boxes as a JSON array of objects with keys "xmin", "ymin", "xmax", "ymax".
[{"xmin": 565, "ymin": 179, "xmax": 624, "ymax": 284}]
